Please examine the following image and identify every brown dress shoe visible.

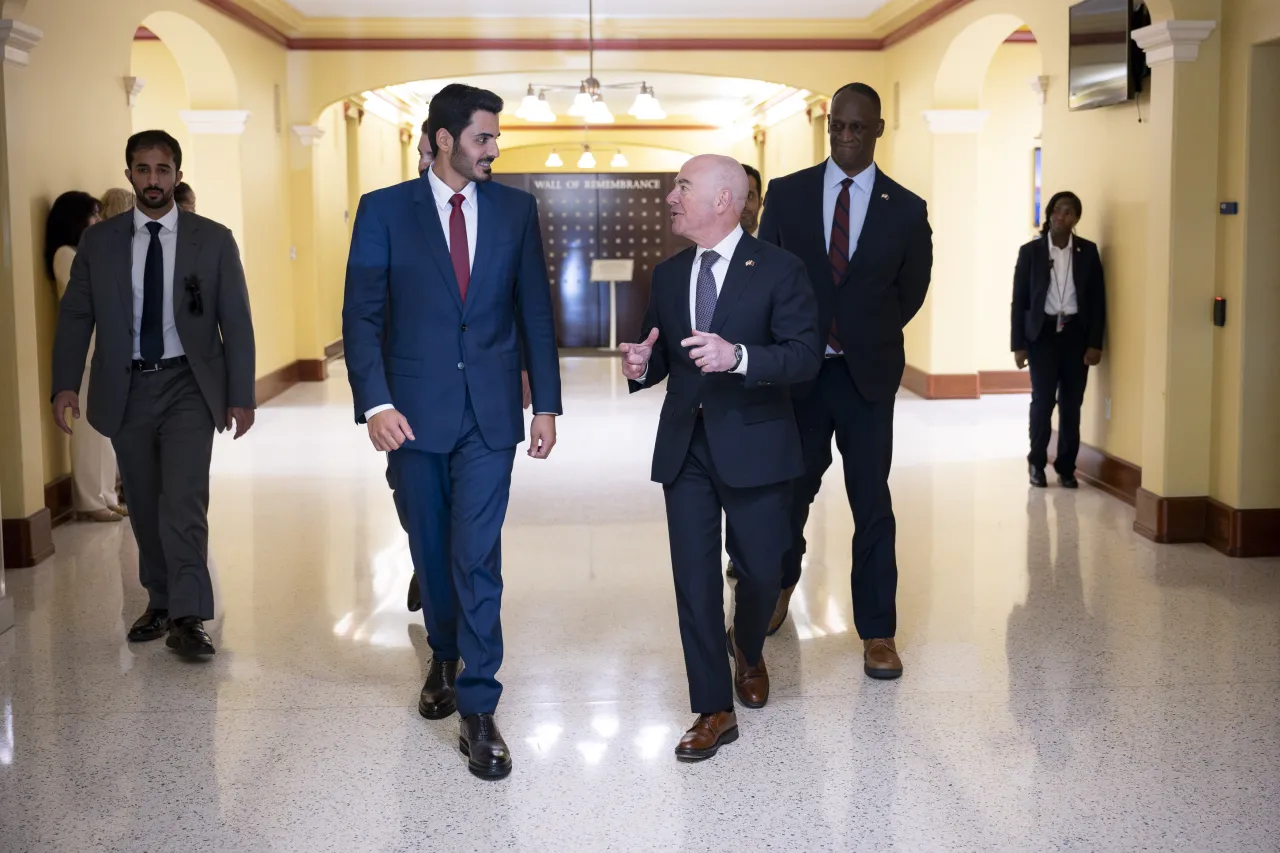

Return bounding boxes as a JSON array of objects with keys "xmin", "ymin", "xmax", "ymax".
[
  {"xmin": 674, "ymin": 711, "xmax": 738, "ymax": 762},
  {"xmin": 727, "ymin": 628, "xmax": 769, "ymax": 708},
  {"xmin": 863, "ymin": 638, "xmax": 903, "ymax": 679},
  {"xmin": 767, "ymin": 585, "xmax": 796, "ymax": 636}
]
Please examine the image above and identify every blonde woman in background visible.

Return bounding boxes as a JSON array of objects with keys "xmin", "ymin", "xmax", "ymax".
[
  {"xmin": 100, "ymin": 187, "xmax": 135, "ymax": 220},
  {"xmin": 45, "ymin": 191, "xmax": 123, "ymax": 522}
]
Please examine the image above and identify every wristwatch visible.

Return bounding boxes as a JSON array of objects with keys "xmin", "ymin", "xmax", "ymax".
[{"xmin": 731, "ymin": 343, "xmax": 744, "ymax": 372}]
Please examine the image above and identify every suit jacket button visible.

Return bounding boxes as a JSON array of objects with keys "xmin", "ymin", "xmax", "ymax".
[
  {"xmin": 457, "ymin": 362, "xmax": 465, "ymax": 370},
  {"xmin": 461, "ymin": 325, "xmax": 468, "ymax": 332}
]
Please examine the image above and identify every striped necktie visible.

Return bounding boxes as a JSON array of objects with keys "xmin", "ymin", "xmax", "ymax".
[{"xmin": 827, "ymin": 177, "xmax": 853, "ymax": 353}]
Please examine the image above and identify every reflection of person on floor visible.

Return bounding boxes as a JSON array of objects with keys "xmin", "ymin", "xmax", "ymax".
[
  {"xmin": 45, "ymin": 191, "xmax": 125, "ymax": 523},
  {"xmin": 345, "ymin": 84, "xmax": 562, "ymax": 781},
  {"xmin": 1012, "ymin": 191, "xmax": 1106, "ymax": 490},
  {"xmin": 51, "ymin": 130, "xmax": 257, "ymax": 660},
  {"xmin": 622, "ymin": 154, "xmax": 821, "ymax": 762},
  {"xmin": 758, "ymin": 82, "xmax": 933, "ymax": 679}
]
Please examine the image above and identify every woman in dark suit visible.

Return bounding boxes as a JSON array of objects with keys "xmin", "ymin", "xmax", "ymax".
[{"xmin": 1011, "ymin": 191, "xmax": 1106, "ymax": 489}]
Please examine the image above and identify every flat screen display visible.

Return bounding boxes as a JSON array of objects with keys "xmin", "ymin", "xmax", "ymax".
[{"xmin": 1068, "ymin": 0, "xmax": 1134, "ymax": 110}]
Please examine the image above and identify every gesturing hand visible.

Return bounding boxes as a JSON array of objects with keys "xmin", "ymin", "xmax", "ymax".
[
  {"xmin": 53, "ymin": 390, "xmax": 80, "ymax": 436},
  {"xmin": 368, "ymin": 408, "xmax": 415, "ymax": 452},
  {"xmin": 682, "ymin": 331, "xmax": 736, "ymax": 373},
  {"xmin": 620, "ymin": 328, "xmax": 660, "ymax": 381},
  {"xmin": 226, "ymin": 407, "xmax": 256, "ymax": 439}
]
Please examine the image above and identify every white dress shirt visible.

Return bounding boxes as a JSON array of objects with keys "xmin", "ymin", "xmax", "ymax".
[
  {"xmin": 131, "ymin": 205, "xmax": 184, "ymax": 361},
  {"xmin": 1044, "ymin": 234, "xmax": 1078, "ymax": 317},
  {"xmin": 823, "ymin": 158, "xmax": 876, "ymax": 259}
]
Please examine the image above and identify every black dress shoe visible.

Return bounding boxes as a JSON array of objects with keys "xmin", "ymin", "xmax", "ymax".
[
  {"xmin": 459, "ymin": 713, "xmax": 512, "ymax": 780},
  {"xmin": 418, "ymin": 658, "xmax": 459, "ymax": 719},
  {"xmin": 166, "ymin": 617, "xmax": 216, "ymax": 658},
  {"xmin": 1059, "ymin": 473, "xmax": 1080, "ymax": 489},
  {"xmin": 407, "ymin": 574, "xmax": 422, "ymax": 612},
  {"xmin": 1029, "ymin": 464, "xmax": 1048, "ymax": 488},
  {"xmin": 127, "ymin": 609, "xmax": 168, "ymax": 643}
]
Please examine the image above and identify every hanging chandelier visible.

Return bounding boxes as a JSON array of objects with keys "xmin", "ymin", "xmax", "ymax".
[
  {"xmin": 516, "ymin": 0, "xmax": 666, "ymax": 124},
  {"xmin": 544, "ymin": 144, "xmax": 629, "ymax": 169}
]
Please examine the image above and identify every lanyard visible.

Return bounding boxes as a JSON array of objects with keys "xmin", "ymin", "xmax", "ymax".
[{"xmin": 1049, "ymin": 236, "xmax": 1073, "ymax": 317}]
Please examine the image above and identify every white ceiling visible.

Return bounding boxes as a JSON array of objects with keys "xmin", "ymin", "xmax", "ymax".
[
  {"xmin": 388, "ymin": 71, "xmax": 790, "ymax": 126},
  {"xmin": 284, "ymin": 0, "xmax": 894, "ymax": 19}
]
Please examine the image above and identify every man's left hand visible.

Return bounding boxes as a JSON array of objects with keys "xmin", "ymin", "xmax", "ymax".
[
  {"xmin": 522, "ymin": 370, "xmax": 532, "ymax": 411},
  {"xmin": 682, "ymin": 331, "xmax": 736, "ymax": 373},
  {"xmin": 528, "ymin": 413, "xmax": 557, "ymax": 459},
  {"xmin": 1084, "ymin": 347, "xmax": 1103, "ymax": 367},
  {"xmin": 226, "ymin": 407, "xmax": 256, "ymax": 439}
]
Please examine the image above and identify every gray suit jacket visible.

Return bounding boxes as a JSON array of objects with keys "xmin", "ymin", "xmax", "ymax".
[{"xmin": 51, "ymin": 209, "xmax": 256, "ymax": 437}]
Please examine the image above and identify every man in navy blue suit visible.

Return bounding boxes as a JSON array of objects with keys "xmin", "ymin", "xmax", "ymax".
[
  {"xmin": 758, "ymin": 83, "xmax": 932, "ymax": 680},
  {"xmin": 343, "ymin": 84, "xmax": 562, "ymax": 780}
]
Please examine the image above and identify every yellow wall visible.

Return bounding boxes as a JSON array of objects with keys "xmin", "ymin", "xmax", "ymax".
[
  {"xmin": 356, "ymin": 112, "xmax": 404, "ymax": 199},
  {"xmin": 129, "ymin": 41, "xmax": 194, "ymax": 189},
  {"xmin": 975, "ymin": 43, "xmax": 1041, "ymax": 372},
  {"xmin": 311, "ymin": 102, "xmax": 349, "ymax": 350},
  {"xmin": 763, "ymin": 109, "xmax": 821, "ymax": 188}
]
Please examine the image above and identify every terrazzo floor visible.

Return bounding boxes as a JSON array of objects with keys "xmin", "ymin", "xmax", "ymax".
[{"xmin": 1, "ymin": 357, "xmax": 1277, "ymax": 852}]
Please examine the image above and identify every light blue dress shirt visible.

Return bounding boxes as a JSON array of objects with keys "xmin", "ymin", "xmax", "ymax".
[{"xmin": 822, "ymin": 158, "xmax": 877, "ymax": 260}]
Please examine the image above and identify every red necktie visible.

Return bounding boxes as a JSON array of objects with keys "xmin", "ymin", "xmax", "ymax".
[
  {"xmin": 449, "ymin": 193, "xmax": 470, "ymax": 302},
  {"xmin": 827, "ymin": 178, "xmax": 853, "ymax": 354}
]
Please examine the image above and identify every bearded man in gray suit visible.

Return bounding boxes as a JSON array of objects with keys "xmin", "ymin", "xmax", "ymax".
[{"xmin": 51, "ymin": 130, "xmax": 256, "ymax": 658}]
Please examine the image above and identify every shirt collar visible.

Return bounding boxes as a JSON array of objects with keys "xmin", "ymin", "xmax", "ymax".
[
  {"xmin": 134, "ymin": 203, "xmax": 179, "ymax": 234},
  {"xmin": 427, "ymin": 167, "xmax": 476, "ymax": 210},
  {"xmin": 826, "ymin": 158, "xmax": 877, "ymax": 195},
  {"xmin": 695, "ymin": 224, "xmax": 744, "ymax": 263},
  {"xmin": 1047, "ymin": 233, "xmax": 1074, "ymax": 254}
]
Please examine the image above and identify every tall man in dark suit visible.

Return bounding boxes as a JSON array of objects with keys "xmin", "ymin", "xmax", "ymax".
[
  {"xmin": 1011, "ymin": 191, "xmax": 1106, "ymax": 489},
  {"xmin": 622, "ymin": 154, "xmax": 821, "ymax": 761},
  {"xmin": 52, "ymin": 130, "xmax": 257, "ymax": 659},
  {"xmin": 344, "ymin": 84, "xmax": 562, "ymax": 781},
  {"xmin": 758, "ymin": 83, "xmax": 933, "ymax": 679}
]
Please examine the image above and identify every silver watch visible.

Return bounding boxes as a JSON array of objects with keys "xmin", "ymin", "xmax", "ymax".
[{"xmin": 731, "ymin": 343, "xmax": 744, "ymax": 371}]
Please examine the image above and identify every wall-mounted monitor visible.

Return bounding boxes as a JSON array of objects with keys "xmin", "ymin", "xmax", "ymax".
[{"xmin": 1068, "ymin": 0, "xmax": 1149, "ymax": 110}]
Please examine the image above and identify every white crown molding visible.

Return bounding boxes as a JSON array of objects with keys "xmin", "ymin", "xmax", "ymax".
[
  {"xmin": 922, "ymin": 109, "xmax": 989, "ymax": 135},
  {"xmin": 1132, "ymin": 20, "xmax": 1217, "ymax": 67},
  {"xmin": 0, "ymin": 19, "xmax": 42, "ymax": 68},
  {"xmin": 180, "ymin": 109, "xmax": 252, "ymax": 135},
  {"xmin": 125, "ymin": 76, "xmax": 146, "ymax": 108},
  {"xmin": 1028, "ymin": 75, "xmax": 1050, "ymax": 106},
  {"xmin": 291, "ymin": 124, "xmax": 326, "ymax": 146}
]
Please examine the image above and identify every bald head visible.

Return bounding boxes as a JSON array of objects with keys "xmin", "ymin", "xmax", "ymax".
[{"xmin": 667, "ymin": 154, "xmax": 750, "ymax": 247}]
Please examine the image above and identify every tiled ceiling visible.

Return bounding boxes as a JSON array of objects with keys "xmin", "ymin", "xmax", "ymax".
[{"xmin": 282, "ymin": 0, "xmax": 895, "ymax": 18}]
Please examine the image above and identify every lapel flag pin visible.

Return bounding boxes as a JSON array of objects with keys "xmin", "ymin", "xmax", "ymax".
[
  {"xmin": 881, "ymin": 193, "xmax": 890, "ymax": 200},
  {"xmin": 746, "ymin": 260, "xmax": 755, "ymax": 266}
]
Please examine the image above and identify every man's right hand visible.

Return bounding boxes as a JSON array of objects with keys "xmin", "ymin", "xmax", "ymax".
[
  {"xmin": 620, "ymin": 328, "xmax": 660, "ymax": 381},
  {"xmin": 53, "ymin": 390, "xmax": 81, "ymax": 436},
  {"xmin": 367, "ymin": 408, "xmax": 415, "ymax": 452},
  {"xmin": 1014, "ymin": 350, "xmax": 1028, "ymax": 370}
]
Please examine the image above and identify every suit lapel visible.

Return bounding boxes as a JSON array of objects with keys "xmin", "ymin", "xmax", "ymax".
[
  {"xmin": 670, "ymin": 247, "xmax": 695, "ymax": 346},
  {"xmin": 115, "ymin": 214, "xmax": 135, "ymax": 320},
  {"xmin": 846, "ymin": 169, "xmax": 890, "ymax": 283},
  {"xmin": 174, "ymin": 211, "xmax": 199, "ymax": 316},
  {"xmin": 412, "ymin": 176, "xmax": 464, "ymax": 314},
  {"xmin": 709, "ymin": 235, "xmax": 760, "ymax": 335},
  {"xmin": 802, "ymin": 165, "xmax": 828, "ymax": 270},
  {"xmin": 464, "ymin": 183, "xmax": 497, "ymax": 318}
]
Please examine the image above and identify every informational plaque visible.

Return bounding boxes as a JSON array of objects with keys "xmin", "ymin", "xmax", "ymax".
[{"xmin": 590, "ymin": 258, "xmax": 634, "ymax": 282}]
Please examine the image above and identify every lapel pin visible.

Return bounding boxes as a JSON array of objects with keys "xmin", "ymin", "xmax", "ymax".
[
  {"xmin": 745, "ymin": 260, "xmax": 755, "ymax": 267},
  {"xmin": 881, "ymin": 193, "xmax": 890, "ymax": 200}
]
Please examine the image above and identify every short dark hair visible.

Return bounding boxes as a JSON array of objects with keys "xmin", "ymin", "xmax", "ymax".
[
  {"xmin": 126, "ymin": 129, "xmax": 182, "ymax": 170},
  {"xmin": 831, "ymin": 82, "xmax": 882, "ymax": 116},
  {"xmin": 426, "ymin": 84, "xmax": 504, "ymax": 157},
  {"xmin": 1042, "ymin": 191, "xmax": 1083, "ymax": 233},
  {"xmin": 174, "ymin": 182, "xmax": 195, "ymax": 205},
  {"xmin": 44, "ymin": 191, "xmax": 101, "ymax": 279},
  {"xmin": 742, "ymin": 163, "xmax": 762, "ymax": 195}
]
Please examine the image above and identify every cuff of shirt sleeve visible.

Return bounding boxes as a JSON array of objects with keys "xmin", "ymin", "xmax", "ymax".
[{"xmin": 364, "ymin": 404, "xmax": 395, "ymax": 420}]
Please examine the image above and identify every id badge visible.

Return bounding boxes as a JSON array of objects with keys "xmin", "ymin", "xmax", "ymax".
[{"xmin": 1055, "ymin": 312, "xmax": 1065, "ymax": 334}]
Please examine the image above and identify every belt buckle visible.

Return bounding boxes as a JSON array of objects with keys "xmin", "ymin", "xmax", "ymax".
[{"xmin": 139, "ymin": 361, "xmax": 163, "ymax": 373}]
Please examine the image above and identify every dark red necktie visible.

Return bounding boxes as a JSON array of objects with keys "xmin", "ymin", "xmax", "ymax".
[
  {"xmin": 827, "ymin": 178, "xmax": 853, "ymax": 353},
  {"xmin": 449, "ymin": 193, "xmax": 470, "ymax": 301}
]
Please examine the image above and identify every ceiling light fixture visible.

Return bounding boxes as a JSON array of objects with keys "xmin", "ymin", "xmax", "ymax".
[
  {"xmin": 518, "ymin": 0, "xmax": 663, "ymax": 124},
  {"xmin": 610, "ymin": 150, "xmax": 628, "ymax": 168},
  {"xmin": 578, "ymin": 145, "xmax": 596, "ymax": 169},
  {"xmin": 545, "ymin": 149, "xmax": 564, "ymax": 168}
]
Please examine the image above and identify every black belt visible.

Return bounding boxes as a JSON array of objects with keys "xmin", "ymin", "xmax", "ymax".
[{"xmin": 132, "ymin": 355, "xmax": 188, "ymax": 373}]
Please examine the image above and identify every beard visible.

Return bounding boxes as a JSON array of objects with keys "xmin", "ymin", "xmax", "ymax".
[
  {"xmin": 452, "ymin": 147, "xmax": 494, "ymax": 183},
  {"xmin": 135, "ymin": 185, "xmax": 173, "ymax": 211}
]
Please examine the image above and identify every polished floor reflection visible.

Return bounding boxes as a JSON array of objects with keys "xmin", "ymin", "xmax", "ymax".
[{"xmin": 2, "ymin": 358, "xmax": 1278, "ymax": 852}]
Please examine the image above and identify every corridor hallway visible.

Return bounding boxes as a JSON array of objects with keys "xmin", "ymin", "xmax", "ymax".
[{"xmin": 1, "ymin": 358, "xmax": 1277, "ymax": 851}]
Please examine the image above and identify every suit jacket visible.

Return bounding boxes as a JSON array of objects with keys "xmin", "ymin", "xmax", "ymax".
[
  {"xmin": 629, "ymin": 234, "xmax": 822, "ymax": 489},
  {"xmin": 1010, "ymin": 234, "xmax": 1107, "ymax": 351},
  {"xmin": 757, "ymin": 162, "xmax": 932, "ymax": 401},
  {"xmin": 51, "ymin": 209, "xmax": 256, "ymax": 437},
  {"xmin": 343, "ymin": 176, "xmax": 562, "ymax": 453}
]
